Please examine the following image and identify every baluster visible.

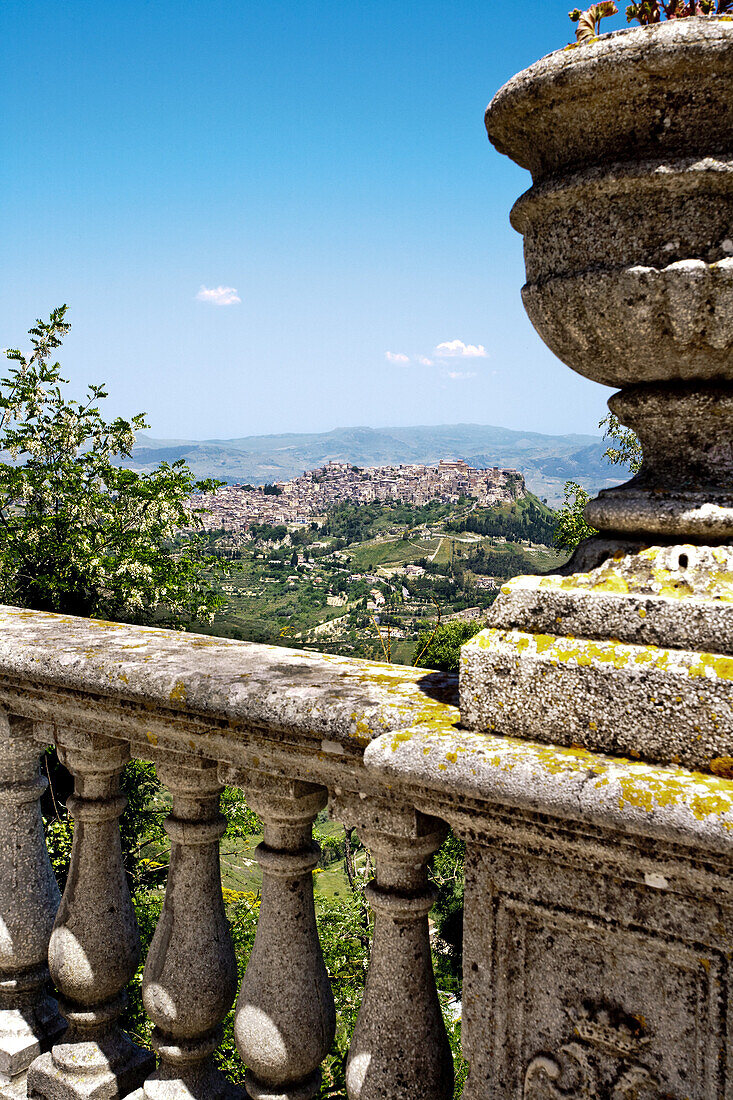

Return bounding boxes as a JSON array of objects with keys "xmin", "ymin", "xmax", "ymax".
[
  {"xmin": 27, "ymin": 730, "xmax": 154, "ymax": 1100},
  {"xmin": 0, "ymin": 716, "xmax": 64, "ymax": 1099},
  {"xmin": 345, "ymin": 816, "xmax": 454, "ymax": 1100},
  {"xmin": 228, "ymin": 772, "xmax": 335, "ymax": 1100},
  {"xmin": 138, "ymin": 760, "xmax": 242, "ymax": 1100}
]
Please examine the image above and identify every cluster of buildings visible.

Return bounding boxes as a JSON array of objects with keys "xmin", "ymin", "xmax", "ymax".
[{"xmin": 192, "ymin": 458, "xmax": 525, "ymax": 533}]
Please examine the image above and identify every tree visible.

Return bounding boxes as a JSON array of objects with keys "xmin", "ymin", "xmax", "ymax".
[
  {"xmin": 0, "ymin": 307, "xmax": 231, "ymax": 1067},
  {"xmin": 415, "ymin": 620, "xmax": 481, "ymax": 673},
  {"xmin": 0, "ymin": 308, "xmax": 223, "ymax": 625},
  {"xmin": 598, "ymin": 412, "xmax": 642, "ymax": 474},
  {"xmin": 553, "ymin": 414, "xmax": 642, "ymax": 551},
  {"xmin": 553, "ymin": 481, "xmax": 597, "ymax": 551}
]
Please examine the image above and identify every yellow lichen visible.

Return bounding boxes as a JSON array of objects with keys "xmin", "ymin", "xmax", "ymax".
[
  {"xmin": 169, "ymin": 681, "xmax": 187, "ymax": 705},
  {"xmin": 688, "ymin": 653, "xmax": 733, "ymax": 681},
  {"xmin": 710, "ymin": 756, "xmax": 733, "ymax": 780},
  {"xmin": 469, "ymin": 627, "xmax": 733, "ymax": 685},
  {"xmin": 592, "ymin": 574, "xmax": 629, "ymax": 594}
]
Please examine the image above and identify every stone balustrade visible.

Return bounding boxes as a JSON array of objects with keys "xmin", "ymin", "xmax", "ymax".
[
  {"xmin": 1, "ymin": 19, "xmax": 727, "ymax": 1100},
  {"xmin": 1, "ymin": 603, "xmax": 733, "ymax": 1099}
]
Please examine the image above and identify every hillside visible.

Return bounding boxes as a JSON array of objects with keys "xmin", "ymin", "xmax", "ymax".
[
  {"xmin": 198, "ymin": 494, "xmax": 567, "ymax": 663},
  {"xmin": 129, "ymin": 423, "xmax": 625, "ymax": 505}
]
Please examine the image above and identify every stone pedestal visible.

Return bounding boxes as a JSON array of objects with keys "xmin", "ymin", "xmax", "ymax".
[
  {"xmin": 451, "ymin": 14, "xmax": 733, "ymax": 1099},
  {"xmin": 475, "ymin": 16, "xmax": 733, "ymax": 773}
]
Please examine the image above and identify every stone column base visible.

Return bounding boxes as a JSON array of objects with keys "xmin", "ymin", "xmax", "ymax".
[
  {"xmin": 28, "ymin": 1040, "xmax": 155, "ymax": 1100},
  {"xmin": 0, "ymin": 1000, "xmax": 66, "ymax": 1098}
]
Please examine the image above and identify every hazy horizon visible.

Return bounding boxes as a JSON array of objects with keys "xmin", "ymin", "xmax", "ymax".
[{"xmin": 135, "ymin": 420, "xmax": 605, "ymax": 446}]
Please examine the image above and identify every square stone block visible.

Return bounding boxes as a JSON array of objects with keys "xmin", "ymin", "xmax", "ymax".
[
  {"xmin": 461, "ymin": 816, "xmax": 733, "ymax": 1099},
  {"xmin": 461, "ymin": 625, "xmax": 733, "ymax": 775}
]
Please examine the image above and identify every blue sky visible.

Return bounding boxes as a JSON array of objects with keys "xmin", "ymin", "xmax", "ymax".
[{"xmin": 2, "ymin": 1, "xmax": 631, "ymax": 441}]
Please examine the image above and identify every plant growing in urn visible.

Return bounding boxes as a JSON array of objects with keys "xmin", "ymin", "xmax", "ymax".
[
  {"xmin": 625, "ymin": 0, "xmax": 732, "ymax": 23},
  {"xmin": 488, "ymin": 16, "xmax": 733, "ymax": 553},
  {"xmin": 459, "ymin": 17, "xmax": 733, "ymax": 775},
  {"xmin": 569, "ymin": 2, "xmax": 618, "ymax": 43}
]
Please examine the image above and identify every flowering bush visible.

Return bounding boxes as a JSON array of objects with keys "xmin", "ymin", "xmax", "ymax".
[{"xmin": 0, "ymin": 306, "xmax": 223, "ymax": 625}]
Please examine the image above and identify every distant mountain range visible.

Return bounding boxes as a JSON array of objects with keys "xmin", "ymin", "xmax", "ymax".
[{"xmin": 127, "ymin": 423, "xmax": 626, "ymax": 506}]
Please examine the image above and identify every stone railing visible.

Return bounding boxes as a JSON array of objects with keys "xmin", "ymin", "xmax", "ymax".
[{"xmin": 2, "ymin": 603, "xmax": 733, "ymax": 1100}]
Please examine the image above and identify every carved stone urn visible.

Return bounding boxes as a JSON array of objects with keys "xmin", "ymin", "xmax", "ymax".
[
  {"xmin": 486, "ymin": 16, "xmax": 733, "ymax": 547},
  {"xmin": 461, "ymin": 17, "xmax": 733, "ymax": 773}
]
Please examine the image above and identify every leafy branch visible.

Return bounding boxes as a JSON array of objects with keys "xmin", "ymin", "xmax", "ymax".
[{"xmin": 553, "ymin": 414, "xmax": 642, "ymax": 550}]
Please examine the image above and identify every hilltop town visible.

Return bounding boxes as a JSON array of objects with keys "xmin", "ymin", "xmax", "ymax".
[{"xmin": 193, "ymin": 458, "xmax": 526, "ymax": 532}]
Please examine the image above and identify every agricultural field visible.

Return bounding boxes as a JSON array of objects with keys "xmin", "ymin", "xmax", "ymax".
[{"xmin": 194, "ymin": 494, "xmax": 568, "ymax": 665}]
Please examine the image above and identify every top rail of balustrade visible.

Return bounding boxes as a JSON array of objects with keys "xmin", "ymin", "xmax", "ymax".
[
  {"xmin": 2, "ymin": 606, "xmax": 733, "ymax": 860},
  {"xmin": 0, "ymin": 604, "xmax": 460, "ymax": 761}
]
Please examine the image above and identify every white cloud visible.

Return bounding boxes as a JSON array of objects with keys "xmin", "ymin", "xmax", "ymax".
[
  {"xmin": 196, "ymin": 285, "xmax": 241, "ymax": 306},
  {"xmin": 446, "ymin": 370, "xmax": 477, "ymax": 381},
  {"xmin": 434, "ymin": 339, "xmax": 488, "ymax": 359},
  {"xmin": 417, "ymin": 355, "xmax": 434, "ymax": 366},
  {"xmin": 385, "ymin": 351, "xmax": 410, "ymax": 364}
]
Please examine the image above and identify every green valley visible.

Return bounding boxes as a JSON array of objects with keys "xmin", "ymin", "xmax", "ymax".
[{"xmin": 195, "ymin": 494, "xmax": 567, "ymax": 665}]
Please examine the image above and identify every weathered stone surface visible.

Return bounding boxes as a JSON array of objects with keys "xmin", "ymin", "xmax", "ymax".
[
  {"xmin": 517, "ymin": 185, "xmax": 733, "ymax": 389},
  {"xmin": 0, "ymin": 606, "xmax": 457, "ymax": 753},
  {"xmin": 460, "ymin": 543, "xmax": 733, "ymax": 772},
  {"xmin": 513, "ymin": 167, "xmax": 733, "ymax": 284},
  {"xmin": 486, "ymin": 18, "xmax": 733, "ymax": 182},
  {"xmin": 363, "ymin": 725, "xmax": 733, "ymax": 852},
  {"xmin": 486, "ymin": 18, "xmax": 733, "ymax": 543},
  {"xmin": 461, "ymin": 624, "xmax": 733, "ymax": 773},
  {"xmin": 489, "ymin": 544, "xmax": 733, "ymax": 652}
]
